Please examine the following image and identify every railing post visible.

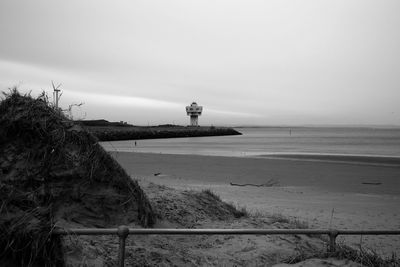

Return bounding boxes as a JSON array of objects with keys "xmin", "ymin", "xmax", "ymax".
[
  {"xmin": 328, "ymin": 230, "xmax": 339, "ymax": 253},
  {"xmin": 117, "ymin": 225, "xmax": 129, "ymax": 267}
]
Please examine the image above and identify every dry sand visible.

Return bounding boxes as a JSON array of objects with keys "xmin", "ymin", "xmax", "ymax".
[{"xmin": 111, "ymin": 151, "xmax": 400, "ymax": 257}]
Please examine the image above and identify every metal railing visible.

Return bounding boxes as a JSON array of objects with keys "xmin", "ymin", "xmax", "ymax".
[{"xmin": 53, "ymin": 226, "xmax": 400, "ymax": 267}]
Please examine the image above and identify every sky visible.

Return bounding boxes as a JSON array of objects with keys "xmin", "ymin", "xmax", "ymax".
[{"xmin": 1, "ymin": 0, "xmax": 400, "ymax": 126}]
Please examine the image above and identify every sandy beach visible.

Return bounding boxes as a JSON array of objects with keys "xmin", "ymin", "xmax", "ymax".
[{"xmin": 112, "ymin": 151, "xmax": 400, "ymax": 256}]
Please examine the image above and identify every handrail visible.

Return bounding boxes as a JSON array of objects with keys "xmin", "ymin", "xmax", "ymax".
[
  {"xmin": 53, "ymin": 228, "xmax": 400, "ymax": 235},
  {"xmin": 53, "ymin": 226, "xmax": 400, "ymax": 267}
]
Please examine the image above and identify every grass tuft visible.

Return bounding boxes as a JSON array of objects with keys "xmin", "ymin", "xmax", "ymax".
[{"xmin": 202, "ymin": 189, "xmax": 222, "ymax": 201}]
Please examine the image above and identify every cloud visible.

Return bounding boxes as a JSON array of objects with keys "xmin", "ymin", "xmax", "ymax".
[
  {"xmin": 66, "ymin": 89, "xmax": 182, "ymax": 109},
  {"xmin": 1, "ymin": 0, "xmax": 400, "ymax": 126},
  {"xmin": 0, "ymin": 59, "xmax": 261, "ymax": 124},
  {"xmin": 0, "ymin": 59, "xmax": 99, "ymax": 95},
  {"xmin": 206, "ymin": 108, "xmax": 263, "ymax": 118}
]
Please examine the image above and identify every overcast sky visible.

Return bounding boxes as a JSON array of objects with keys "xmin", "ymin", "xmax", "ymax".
[{"xmin": 1, "ymin": 0, "xmax": 399, "ymax": 126}]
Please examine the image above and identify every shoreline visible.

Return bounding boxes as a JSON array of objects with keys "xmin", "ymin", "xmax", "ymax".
[
  {"xmin": 104, "ymin": 147, "xmax": 400, "ymax": 167},
  {"xmin": 257, "ymin": 153, "xmax": 400, "ymax": 167}
]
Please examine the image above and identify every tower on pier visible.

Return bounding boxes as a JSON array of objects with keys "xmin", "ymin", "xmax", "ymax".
[{"xmin": 186, "ymin": 102, "xmax": 203, "ymax": 126}]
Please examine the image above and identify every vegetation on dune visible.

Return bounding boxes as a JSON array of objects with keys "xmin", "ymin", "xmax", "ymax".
[{"xmin": 0, "ymin": 89, "xmax": 155, "ymax": 266}]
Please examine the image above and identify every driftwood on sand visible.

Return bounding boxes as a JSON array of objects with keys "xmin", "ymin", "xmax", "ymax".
[
  {"xmin": 230, "ymin": 179, "xmax": 279, "ymax": 187},
  {"xmin": 362, "ymin": 182, "xmax": 382, "ymax": 185}
]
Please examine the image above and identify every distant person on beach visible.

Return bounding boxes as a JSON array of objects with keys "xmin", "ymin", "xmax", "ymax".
[{"xmin": 135, "ymin": 141, "xmax": 137, "ymax": 146}]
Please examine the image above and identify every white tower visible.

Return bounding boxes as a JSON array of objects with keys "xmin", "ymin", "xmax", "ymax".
[{"xmin": 186, "ymin": 102, "xmax": 203, "ymax": 126}]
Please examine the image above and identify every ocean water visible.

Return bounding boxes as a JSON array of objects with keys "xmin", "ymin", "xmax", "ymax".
[{"xmin": 100, "ymin": 127, "xmax": 400, "ymax": 159}]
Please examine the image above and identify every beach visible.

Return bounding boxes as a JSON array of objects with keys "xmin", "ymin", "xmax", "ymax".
[
  {"xmin": 112, "ymin": 151, "xmax": 400, "ymax": 256},
  {"xmin": 2, "ymin": 92, "xmax": 399, "ymax": 265}
]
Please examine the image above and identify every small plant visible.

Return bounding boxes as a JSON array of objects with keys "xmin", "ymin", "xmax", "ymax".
[
  {"xmin": 202, "ymin": 189, "xmax": 221, "ymax": 201},
  {"xmin": 269, "ymin": 213, "xmax": 291, "ymax": 224},
  {"xmin": 250, "ymin": 210, "xmax": 264, "ymax": 218},
  {"xmin": 235, "ymin": 205, "xmax": 249, "ymax": 218},
  {"xmin": 289, "ymin": 218, "xmax": 309, "ymax": 229},
  {"xmin": 224, "ymin": 202, "xmax": 248, "ymax": 218},
  {"xmin": 266, "ymin": 213, "xmax": 310, "ymax": 229}
]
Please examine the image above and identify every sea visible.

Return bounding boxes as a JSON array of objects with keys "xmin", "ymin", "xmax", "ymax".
[{"xmin": 100, "ymin": 127, "xmax": 400, "ymax": 163}]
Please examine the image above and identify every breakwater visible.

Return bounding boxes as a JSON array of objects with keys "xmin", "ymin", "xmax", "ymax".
[{"xmin": 84, "ymin": 125, "xmax": 242, "ymax": 141}]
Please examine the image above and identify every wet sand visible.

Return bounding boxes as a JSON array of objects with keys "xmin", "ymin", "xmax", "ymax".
[
  {"xmin": 260, "ymin": 153, "xmax": 400, "ymax": 168},
  {"xmin": 112, "ymin": 151, "xmax": 400, "ymax": 255}
]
